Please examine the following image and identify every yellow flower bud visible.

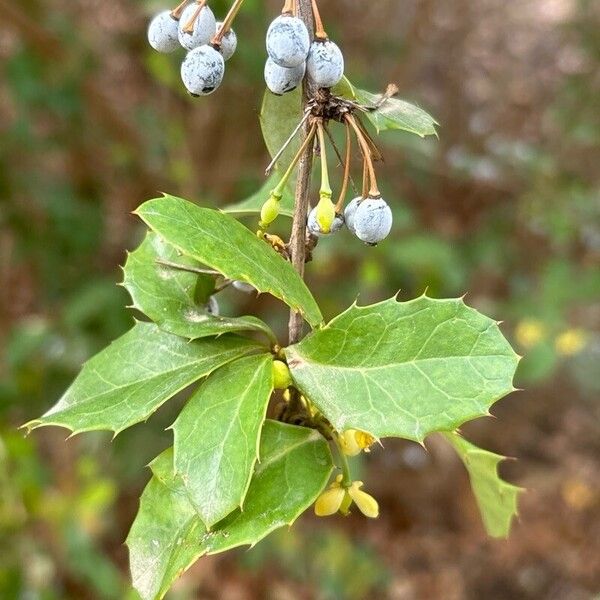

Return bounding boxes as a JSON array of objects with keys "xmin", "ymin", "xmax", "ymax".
[
  {"xmin": 347, "ymin": 482, "xmax": 379, "ymax": 519},
  {"xmin": 339, "ymin": 430, "xmax": 362, "ymax": 456},
  {"xmin": 555, "ymin": 329, "xmax": 587, "ymax": 356},
  {"xmin": 339, "ymin": 429, "xmax": 376, "ymax": 456},
  {"xmin": 314, "ymin": 486, "xmax": 345, "ymax": 517},
  {"xmin": 260, "ymin": 194, "xmax": 280, "ymax": 226},
  {"xmin": 272, "ymin": 360, "xmax": 293, "ymax": 390},
  {"xmin": 316, "ymin": 196, "xmax": 335, "ymax": 234},
  {"xmin": 515, "ymin": 319, "xmax": 546, "ymax": 348}
]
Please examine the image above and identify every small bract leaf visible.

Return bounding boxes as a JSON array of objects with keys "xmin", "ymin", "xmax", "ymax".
[
  {"xmin": 441, "ymin": 431, "xmax": 523, "ymax": 538},
  {"xmin": 135, "ymin": 196, "xmax": 323, "ymax": 328},
  {"xmin": 123, "ymin": 231, "xmax": 275, "ymax": 341},
  {"xmin": 286, "ymin": 296, "xmax": 519, "ymax": 442},
  {"xmin": 25, "ymin": 322, "xmax": 262, "ymax": 435},
  {"xmin": 336, "ymin": 79, "xmax": 438, "ymax": 137},
  {"xmin": 127, "ymin": 422, "xmax": 332, "ymax": 600},
  {"xmin": 172, "ymin": 353, "xmax": 274, "ymax": 527}
]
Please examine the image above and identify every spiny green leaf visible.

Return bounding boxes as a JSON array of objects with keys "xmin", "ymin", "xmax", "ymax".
[
  {"xmin": 441, "ymin": 431, "xmax": 523, "ymax": 538},
  {"xmin": 25, "ymin": 322, "xmax": 263, "ymax": 435},
  {"xmin": 135, "ymin": 196, "xmax": 323, "ymax": 328},
  {"xmin": 127, "ymin": 422, "xmax": 333, "ymax": 600},
  {"xmin": 172, "ymin": 353, "xmax": 274, "ymax": 527},
  {"xmin": 334, "ymin": 78, "xmax": 438, "ymax": 137},
  {"xmin": 122, "ymin": 231, "xmax": 275, "ymax": 341},
  {"xmin": 126, "ymin": 449, "xmax": 201, "ymax": 600},
  {"xmin": 222, "ymin": 172, "xmax": 294, "ymax": 217},
  {"xmin": 286, "ymin": 295, "xmax": 519, "ymax": 442}
]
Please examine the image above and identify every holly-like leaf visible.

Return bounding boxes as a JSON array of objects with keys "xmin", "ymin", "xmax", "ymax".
[
  {"xmin": 123, "ymin": 231, "xmax": 275, "ymax": 341},
  {"xmin": 127, "ymin": 449, "xmax": 203, "ymax": 600},
  {"xmin": 172, "ymin": 353, "xmax": 274, "ymax": 527},
  {"xmin": 441, "ymin": 431, "xmax": 523, "ymax": 538},
  {"xmin": 127, "ymin": 422, "xmax": 332, "ymax": 600},
  {"xmin": 286, "ymin": 295, "xmax": 519, "ymax": 442},
  {"xmin": 334, "ymin": 77, "xmax": 438, "ymax": 137},
  {"xmin": 25, "ymin": 322, "xmax": 262, "ymax": 435},
  {"xmin": 222, "ymin": 172, "xmax": 295, "ymax": 217},
  {"xmin": 135, "ymin": 196, "xmax": 323, "ymax": 327},
  {"xmin": 260, "ymin": 87, "xmax": 303, "ymax": 166}
]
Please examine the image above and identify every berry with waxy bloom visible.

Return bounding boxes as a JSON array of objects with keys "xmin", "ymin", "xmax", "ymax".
[
  {"xmin": 178, "ymin": 2, "xmax": 217, "ymax": 50},
  {"xmin": 343, "ymin": 196, "xmax": 362, "ymax": 235},
  {"xmin": 266, "ymin": 15, "xmax": 310, "ymax": 68},
  {"xmin": 147, "ymin": 11, "xmax": 180, "ymax": 53},
  {"xmin": 264, "ymin": 58, "xmax": 305, "ymax": 95},
  {"xmin": 180, "ymin": 45, "xmax": 225, "ymax": 96},
  {"xmin": 306, "ymin": 39, "xmax": 344, "ymax": 88},
  {"xmin": 232, "ymin": 280, "xmax": 255, "ymax": 293},
  {"xmin": 215, "ymin": 21, "xmax": 237, "ymax": 61},
  {"xmin": 353, "ymin": 196, "xmax": 393, "ymax": 245}
]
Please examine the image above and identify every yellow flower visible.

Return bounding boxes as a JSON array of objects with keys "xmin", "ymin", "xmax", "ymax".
[
  {"xmin": 555, "ymin": 329, "xmax": 587, "ymax": 356},
  {"xmin": 338, "ymin": 429, "xmax": 376, "ymax": 456},
  {"xmin": 515, "ymin": 319, "xmax": 546, "ymax": 348},
  {"xmin": 347, "ymin": 481, "xmax": 379, "ymax": 518},
  {"xmin": 314, "ymin": 475, "xmax": 379, "ymax": 519}
]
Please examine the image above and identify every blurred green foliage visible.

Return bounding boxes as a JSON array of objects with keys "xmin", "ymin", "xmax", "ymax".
[{"xmin": 1, "ymin": 0, "xmax": 599, "ymax": 598}]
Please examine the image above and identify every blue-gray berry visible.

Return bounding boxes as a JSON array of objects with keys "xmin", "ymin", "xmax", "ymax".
[
  {"xmin": 207, "ymin": 295, "xmax": 219, "ymax": 315},
  {"xmin": 307, "ymin": 207, "xmax": 344, "ymax": 237},
  {"xmin": 215, "ymin": 22, "xmax": 237, "ymax": 61},
  {"xmin": 353, "ymin": 197, "xmax": 393, "ymax": 245},
  {"xmin": 178, "ymin": 3, "xmax": 216, "ymax": 51},
  {"xmin": 181, "ymin": 45, "xmax": 225, "ymax": 95},
  {"xmin": 306, "ymin": 39, "xmax": 344, "ymax": 88},
  {"xmin": 147, "ymin": 10, "xmax": 180, "ymax": 53},
  {"xmin": 232, "ymin": 280, "xmax": 255, "ymax": 293},
  {"xmin": 344, "ymin": 196, "xmax": 363, "ymax": 235},
  {"xmin": 266, "ymin": 15, "xmax": 310, "ymax": 68},
  {"xmin": 264, "ymin": 57, "xmax": 305, "ymax": 95}
]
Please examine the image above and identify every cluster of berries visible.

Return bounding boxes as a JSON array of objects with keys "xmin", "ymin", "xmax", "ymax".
[
  {"xmin": 260, "ymin": 109, "xmax": 393, "ymax": 246},
  {"xmin": 147, "ymin": 0, "xmax": 240, "ymax": 96},
  {"xmin": 264, "ymin": 2, "xmax": 344, "ymax": 95},
  {"xmin": 148, "ymin": 0, "xmax": 394, "ymax": 246}
]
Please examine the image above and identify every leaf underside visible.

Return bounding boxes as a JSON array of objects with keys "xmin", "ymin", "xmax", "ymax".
[
  {"xmin": 135, "ymin": 196, "xmax": 323, "ymax": 328},
  {"xmin": 24, "ymin": 322, "xmax": 262, "ymax": 435},
  {"xmin": 123, "ymin": 231, "xmax": 274, "ymax": 340},
  {"xmin": 441, "ymin": 431, "xmax": 523, "ymax": 538},
  {"xmin": 286, "ymin": 295, "xmax": 519, "ymax": 442},
  {"xmin": 127, "ymin": 421, "xmax": 333, "ymax": 600},
  {"xmin": 172, "ymin": 353, "xmax": 274, "ymax": 527}
]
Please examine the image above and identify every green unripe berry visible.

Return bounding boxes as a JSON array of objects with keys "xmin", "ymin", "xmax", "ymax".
[
  {"xmin": 260, "ymin": 194, "xmax": 280, "ymax": 226},
  {"xmin": 315, "ymin": 196, "xmax": 336, "ymax": 234},
  {"xmin": 272, "ymin": 360, "xmax": 292, "ymax": 390}
]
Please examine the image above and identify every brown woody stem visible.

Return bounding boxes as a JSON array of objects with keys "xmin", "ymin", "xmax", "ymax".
[{"xmin": 287, "ymin": 0, "xmax": 315, "ymax": 346}]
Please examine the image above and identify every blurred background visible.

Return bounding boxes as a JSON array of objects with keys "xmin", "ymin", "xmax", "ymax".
[{"xmin": 1, "ymin": 0, "xmax": 599, "ymax": 598}]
